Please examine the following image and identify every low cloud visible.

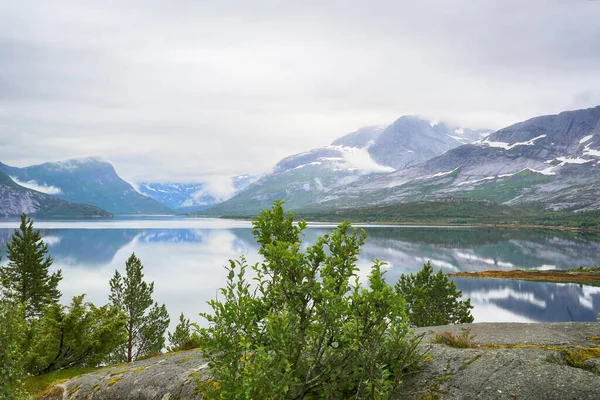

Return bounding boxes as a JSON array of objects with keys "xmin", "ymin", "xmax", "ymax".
[
  {"xmin": 10, "ymin": 176, "xmax": 63, "ymax": 195},
  {"xmin": 1, "ymin": 1, "xmax": 599, "ymax": 183}
]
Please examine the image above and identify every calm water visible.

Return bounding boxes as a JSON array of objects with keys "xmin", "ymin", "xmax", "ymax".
[{"xmin": 1, "ymin": 217, "xmax": 599, "ymax": 330}]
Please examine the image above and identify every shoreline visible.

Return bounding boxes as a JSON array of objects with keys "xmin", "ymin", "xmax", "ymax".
[
  {"xmin": 449, "ymin": 268, "xmax": 600, "ymax": 285},
  {"xmin": 201, "ymin": 215, "xmax": 600, "ymax": 233}
]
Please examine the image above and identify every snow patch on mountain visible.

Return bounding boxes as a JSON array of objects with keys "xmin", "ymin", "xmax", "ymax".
[
  {"xmin": 476, "ymin": 134, "xmax": 546, "ymax": 150},
  {"xmin": 10, "ymin": 176, "xmax": 63, "ymax": 195},
  {"xmin": 580, "ymin": 134, "xmax": 594, "ymax": 144},
  {"xmin": 333, "ymin": 146, "xmax": 395, "ymax": 174},
  {"xmin": 418, "ymin": 168, "xmax": 459, "ymax": 180},
  {"xmin": 556, "ymin": 156, "xmax": 593, "ymax": 165},
  {"xmin": 582, "ymin": 143, "xmax": 600, "ymax": 157}
]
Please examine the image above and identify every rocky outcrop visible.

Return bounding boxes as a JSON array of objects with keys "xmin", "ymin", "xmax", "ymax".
[{"xmin": 38, "ymin": 322, "xmax": 600, "ymax": 400}]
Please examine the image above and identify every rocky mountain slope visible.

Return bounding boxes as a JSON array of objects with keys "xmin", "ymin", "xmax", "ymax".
[
  {"xmin": 137, "ymin": 175, "xmax": 257, "ymax": 212},
  {"xmin": 205, "ymin": 120, "xmax": 489, "ymax": 216},
  {"xmin": 0, "ymin": 157, "xmax": 172, "ymax": 215},
  {"xmin": 313, "ymin": 106, "xmax": 600, "ymax": 212},
  {"xmin": 0, "ymin": 171, "xmax": 111, "ymax": 218}
]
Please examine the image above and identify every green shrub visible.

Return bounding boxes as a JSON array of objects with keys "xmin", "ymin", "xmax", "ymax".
[
  {"xmin": 198, "ymin": 202, "xmax": 423, "ymax": 399},
  {"xmin": 396, "ymin": 261, "xmax": 474, "ymax": 327},
  {"xmin": 0, "ymin": 296, "xmax": 27, "ymax": 399}
]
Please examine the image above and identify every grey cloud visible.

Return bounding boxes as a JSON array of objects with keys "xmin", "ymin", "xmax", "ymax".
[{"xmin": 0, "ymin": 0, "xmax": 599, "ymax": 183}]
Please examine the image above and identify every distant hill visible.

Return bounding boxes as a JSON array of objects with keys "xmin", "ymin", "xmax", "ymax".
[
  {"xmin": 0, "ymin": 170, "xmax": 112, "ymax": 218},
  {"xmin": 203, "ymin": 119, "xmax": 490, "ymax": 216},
  {"xmin": 0, "ymin": 157, "xmax": 172, "ymax": 215}
]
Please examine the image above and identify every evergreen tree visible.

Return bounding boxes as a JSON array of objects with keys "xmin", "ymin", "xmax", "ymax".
[
  {"xmin": 0, "ymin": 213, "xmax": 62, "ymax": 319},
  {"xmin": 0, "ymin": 289, "xmax": 26, "ymax": 398},
  {"xmin": 109, "ymin": 253, "xmax": 170, "ymax": 362},
  {"xmin": 26, "ymin": 295, "xmax": 126, "ymax": 374},
  {"xmin": 168, "ymin": 313, "xmax": 201, "ymax": 352}
]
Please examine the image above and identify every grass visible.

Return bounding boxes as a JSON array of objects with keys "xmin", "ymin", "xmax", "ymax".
[
  {"xmin": 23, "ymin": 367, "xmax": 98, "ymax": 396},
  {"xmin": 432, "ymin": 328, "xmax": 478, "ymax": 348}
]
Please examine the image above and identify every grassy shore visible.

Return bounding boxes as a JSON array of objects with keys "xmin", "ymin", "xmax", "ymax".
[{"xmin": 449, "ymin": 266, "xmax": 600, "ymax": 285}]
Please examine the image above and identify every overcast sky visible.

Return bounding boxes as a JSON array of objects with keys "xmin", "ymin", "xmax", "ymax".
[{"xmin": 1, "ymin": 0, "xmax": 600, "ymax": 187}]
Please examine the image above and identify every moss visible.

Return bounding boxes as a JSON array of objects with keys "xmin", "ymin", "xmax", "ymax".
[
  {"xmin": 109, "ymin": 368, "xmax": 130, "ymax": 376},
  {"xmin": 92, "ymin": 384, "xmax": 101, "ymax": 393},
  {"xmin": 483, "ymin": 343, "xmax": 600, "ymax": 371},
  {"xmin": 68, "ymin": 383, "xmax": 81, "ymax": 396},
  {"xmin": 458, "ymin": 354, "xmax": 483, "ymax": 371},
  {"xmin": 176, "ymin": 356, "xmax": 196, "ymax": 364},
  {"xmin": 34, "ymin": 385, "xmax": 64, "ymax": 400},
  {"xmin": 25, "ymin": 368, "xmax": 97, "ymax": 397},
  {"xmin": 133, "ymin": 366, "xmax": 147, "ymax": 373},
  {"xmin": 437, "ymin": 374, "xmax": 453, "ymax": 382},
  {"xmin": 108, "ymin": 377, "xmax": 122, "ymax": 387}
]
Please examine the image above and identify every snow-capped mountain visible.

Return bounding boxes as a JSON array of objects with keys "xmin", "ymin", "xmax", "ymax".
[
  {"xmin": 316, "ymin": 106, "xmax": 600, "ymax": 211},
  {"xmin": 0, "ymin": 157, "xmax": 171, "ymax": 215},
  {"xmin": 205, "ymin": 119, "xmax": 489, "ymax": 216},
  {"xmin": 137, "ymin": 175, "xmax": 258, "ymax": 212}
]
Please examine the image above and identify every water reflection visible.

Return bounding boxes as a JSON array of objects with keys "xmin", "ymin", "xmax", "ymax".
[
  {"xmin": 453, "ymin": 278, "xmax": 600, "ymax": 323},
  {"xmin": 1, "ymin": 223, "xmax": 599, "ymax": 328}
]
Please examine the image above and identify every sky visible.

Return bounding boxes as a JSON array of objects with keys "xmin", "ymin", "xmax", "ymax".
[{"xmin": 1, "ymin": 0, "xmax": 600, "ymax": 189}]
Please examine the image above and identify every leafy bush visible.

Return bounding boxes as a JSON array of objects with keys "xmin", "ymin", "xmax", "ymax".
[
  {"xmin": 396, "ymin": 261, "xmax": 474, "ymax": 327},
  {"xmin": 198, "ymin": 202, "xmax": 423, "ymax": 399},
  {"xmin": 168, "ymin": 313, "xmax": 202, "ymax": 352}
]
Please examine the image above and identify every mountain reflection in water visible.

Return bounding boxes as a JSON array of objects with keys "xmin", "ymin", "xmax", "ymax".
[{"xmin": 1, "ymin": 222, "xmax": 599, "ymax": 328}]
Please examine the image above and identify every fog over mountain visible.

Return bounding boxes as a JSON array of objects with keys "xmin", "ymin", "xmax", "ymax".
[{"xmin": 1, "ymin": 1, "xmax": 599, "ymax": 187}]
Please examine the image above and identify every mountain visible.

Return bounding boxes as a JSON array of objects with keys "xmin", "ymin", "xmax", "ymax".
[
  {"xmin": 365, "ymin": 117, "xmax": 490, "ymax": 170},
  {"xmin": 0, "ymin": 157, "xmax": 172, "ymax": 215},
  {"xmin": 204, "ymin": 120, "xmax": 490, "ymax": 216},
  {"xmin": 315, "ymin": 106, "xmax": 600, "ymax": 212},
  {"xmin": 0, "ymin": 170, "xmax": 111, "ymax": 218},
  {"xmin": 137, "ymin": 175, "xmax": 258, "ymax": 212}
]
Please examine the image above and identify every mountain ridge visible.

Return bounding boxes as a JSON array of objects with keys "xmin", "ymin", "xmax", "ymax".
[
  {"xmin": 0, "ymin": 157, "xmax": 172, "ymax": 215},
  {"xmin": 202, "ymin": 117, "xmax": 491, "ymax": 216},
  {"xmin": 313, "ymin": 105, "xmax": 600, "ymax": 212},
  {"xmin": 0, "ymin": 170, "xmax": 112, "ymax": 218}
]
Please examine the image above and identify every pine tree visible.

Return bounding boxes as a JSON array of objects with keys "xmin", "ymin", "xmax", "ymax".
[
  {"xmin": 0, "ymin": 213, "xmax": 62, "ymax": 319},
  {"xmin": 109, "ymin": 253, "xmax": 170, "ymax": 362}
]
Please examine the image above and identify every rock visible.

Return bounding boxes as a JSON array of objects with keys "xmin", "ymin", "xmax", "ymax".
[
  {"xmin": 585, "ymin": 358, "xmax": 600, "ymax": 374},
  {"xmin": 39, "ymin": 323, "xmax": 600, "ymax": 400},
  {"xmin": 37, "ymin": 350, "xmax": 209, "ymax": 400}
]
